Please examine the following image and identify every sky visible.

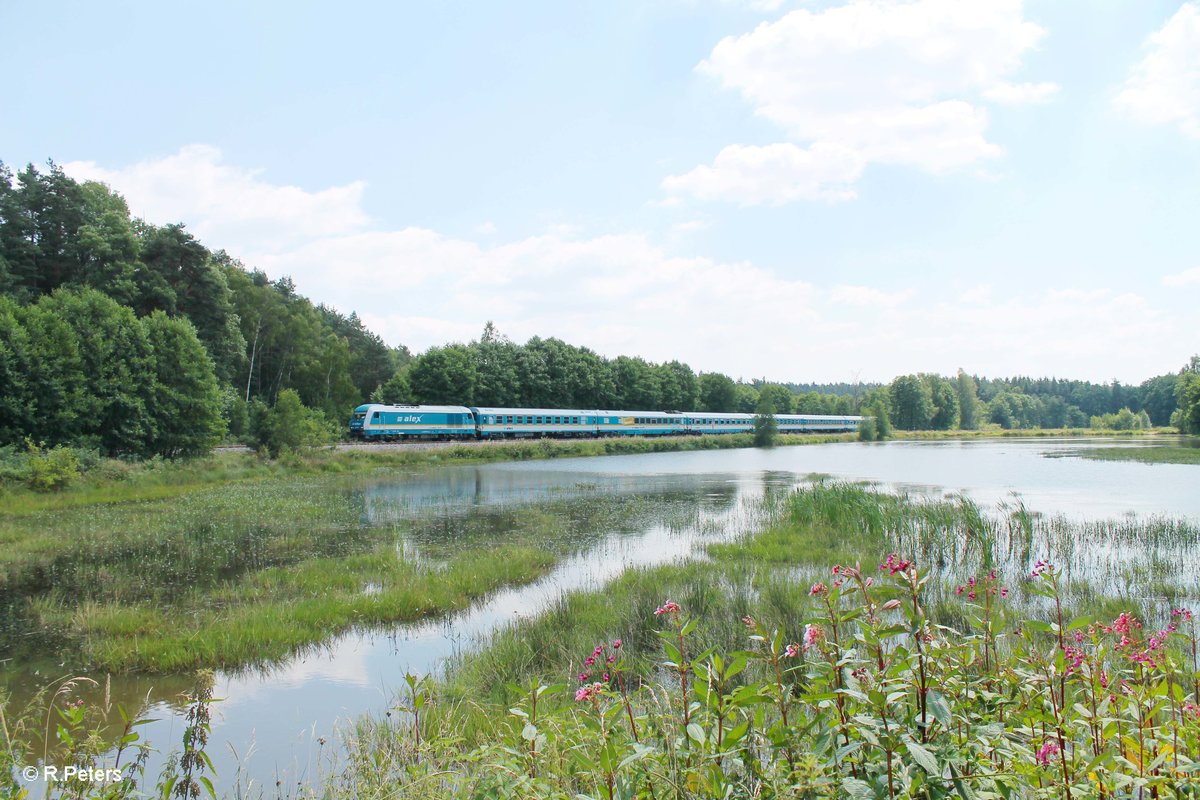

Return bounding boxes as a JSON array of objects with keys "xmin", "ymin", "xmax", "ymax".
[{"xmin": 2, "ymin": 0, "xmax": 1198, "ymax": 385}]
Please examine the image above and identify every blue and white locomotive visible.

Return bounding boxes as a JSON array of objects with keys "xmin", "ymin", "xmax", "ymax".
[
  {"xmin": 349, "ymin": 404, "xmax": 475, "ymax": 440},
  {"xmin": 350, "ymin": 403, "xmax": 861, "ymax": 441}
]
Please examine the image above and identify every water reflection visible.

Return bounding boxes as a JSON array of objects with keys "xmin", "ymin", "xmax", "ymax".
[
  {"xmin": 7, "ymin": 468, "xmax": 766, "ymax": 797},
  {"xmin": 6, "ymin": 437, "xmax": 1198, "ymax": 797}
]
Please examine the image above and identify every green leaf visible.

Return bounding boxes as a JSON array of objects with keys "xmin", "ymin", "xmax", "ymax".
[
  {"xmin": 725, "ymin": 720, "xmax": 749, "ymax": 745},
  {"xmin": 522, "ymin": 722, "xmax": 538, "ymax": 742},
  {"xmin": 840, "ymin": 778, "xmax": 874, "ymax": 799},
  {"xmin": 928, "ymin": 691, "xmax": 953, "ymax": 728},
  {"xmin": 949, "ymin": 762, "xmax": 976, "ymax": 800},
  {"xmin": 686, "ymin": 723, "xmax": 706, "ymax": 746},
  {"xmin": 904, "ymin": 737, "xmax": 939, "ymax": 774}
]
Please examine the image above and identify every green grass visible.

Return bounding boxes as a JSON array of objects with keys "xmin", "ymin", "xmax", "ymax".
[
  {"xmin": 432, "ymin": 481, "xmax": 1200, "ymax": 728},
  {"xmin": 1072, "ymin": 444, "xmax": 1200, "ymax": 465},
  {"xmin": 891, "ymin": 426, "xmax": 1176, "ymax": 440},
  {"xmin": 0, "ymin": 433, "xmax": 854, "ymax": 515},
  {"xmin": 0, "ymin": 452, "xmax": 765, "ymax": 672},
  {"xmin": 32, "ymin": 543, "xmax": 556, "ymax": 672}
]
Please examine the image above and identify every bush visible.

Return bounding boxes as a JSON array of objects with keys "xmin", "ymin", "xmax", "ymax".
[
  {"xmin": 1090, "ymin": 407, "xmax": 1151, "ymax": 431},
  {"xmin": 25, "ymin": 442, "xmax": 80, "ymax": 491},
  {"xmin": 249, "ymin": 389, "xmax": 337, "ymax": 458}
]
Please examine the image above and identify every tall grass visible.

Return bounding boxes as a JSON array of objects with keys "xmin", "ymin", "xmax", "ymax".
[{"xmin": 427, "ymin": 482, "xmax": 1200, "ymax": 737}]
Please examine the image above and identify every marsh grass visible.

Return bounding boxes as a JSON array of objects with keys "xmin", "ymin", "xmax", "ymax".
[
  {"xmin": 429, "ymin": 482, "xmax": 1200, "ymax": 741},
  {"xmin": 35, "ymin": 543, "xmax": 557, "ymax": 672},
  {"xmin": 0, "ymin": 464, "xmax": 755, "ymax": 673},
  {"xmin": 0, "ymin": 433, "xmax": 855, "ymax": 516},
  {"xmin": 1073, "ymin": 443, "xmax": 1200, "ymax": 465}
]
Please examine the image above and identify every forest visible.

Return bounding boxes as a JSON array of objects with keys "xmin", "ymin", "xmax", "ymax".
[{"xmin": 1, "ymin": 161, "xmax": 1198, "ymax": 460}]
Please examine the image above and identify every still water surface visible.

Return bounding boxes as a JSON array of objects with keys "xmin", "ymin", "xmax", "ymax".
[{"xmin": 16, "ymin": 438, "xmax": 1200, "ymax": 795}]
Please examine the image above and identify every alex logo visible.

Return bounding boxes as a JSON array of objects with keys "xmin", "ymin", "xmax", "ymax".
[{"xmin": 394, "ymin": 415, "xmax": 423, "ymax": 423}]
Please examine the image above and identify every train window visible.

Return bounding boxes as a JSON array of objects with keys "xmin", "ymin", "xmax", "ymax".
[
  {"xmin": 371, "ymin": 412, "xmax": 379, "ymax": 421},
  {"xmin": 554, "ymin": 416, "xmax": 561, "ymax": 424}
]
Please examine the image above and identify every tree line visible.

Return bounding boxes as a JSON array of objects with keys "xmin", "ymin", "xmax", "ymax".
[
  {"xmin": 0, "ymin": 161, "xmax": 405, "ymax": 456},
  {"xmin": 857, "ymin": 363, "xmax": 1200, "ymax": 438},
  {"xmin": 375, "ymin": 322, "xmax": 859, "ymax": 417},
  {"xmin": 2, "ymin": 160, "xmax": 1197, "ymax": 461}
]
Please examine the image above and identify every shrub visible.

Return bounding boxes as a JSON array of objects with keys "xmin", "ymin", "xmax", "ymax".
[
  {"xmin": 25, "ymin": 442, "xmax": 80, "ymax": 491},
  {"xmin": 249, "ymin": 390, "xmax": 336, "ymax": 458}
]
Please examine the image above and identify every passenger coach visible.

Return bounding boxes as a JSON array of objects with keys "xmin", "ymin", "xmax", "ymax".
[
  {"xmin": 349, "ymin": 403, "xmax": 862, "ymax": 440},
  {"xmin": 471, "ymin": 407, "xmax": 598, "ymax": 439}
]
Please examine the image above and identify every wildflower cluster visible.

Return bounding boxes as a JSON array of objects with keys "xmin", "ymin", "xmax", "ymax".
[
  {"xmin": 578, "ymin": 639, "xmax": 621, "ymax": 684},
  {"xmin": 332, "ymin": 558, "xmax": 1200, "ymax": 800},
  {"xmin": 954, "ymin": 569, "xmax": 1008, "ymax": 601}
]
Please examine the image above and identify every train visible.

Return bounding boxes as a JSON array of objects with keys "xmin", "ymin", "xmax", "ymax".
[{"xmin": 348, "ymin": 403, "xmax": 862, "ymax": 440}]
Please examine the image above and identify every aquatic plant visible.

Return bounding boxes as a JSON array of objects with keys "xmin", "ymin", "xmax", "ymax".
[{"xmin": 334, "ymin": 555, "xmax": 1200, "ymax": 799}]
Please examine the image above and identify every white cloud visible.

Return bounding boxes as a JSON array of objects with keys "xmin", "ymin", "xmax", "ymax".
[
  {"xmin": 828, "ymin": 284, "xmax": 914, "ymax": 308},
  {"xmin": 957, "ymin": 283, "xmax": 993, "ymax": 304},
  {"xmin": 662, "ymin": 142, "xmax": 864, "ymax": 205},
  {"xmin": 1114, "ymin": 2, "xmax": 1200, "ymax": 138},
  {"xmin": 1163, "ymin": 266, "xmax": 1200, "ymax": 287},
  {"xmin": 983, "ymin": 80, "xmax": 1060, "ymax": 105},
  {"xmin": 63, "ymin": 145, "xmax": 369, "ymax": 252},
  {"xmin": 64, "ymin": 147, "xmax": 1185, "ymax": 383},
  {"xmin": 671, "ymin": 219, "xmax": 711, "ymax": 233},
  {"xmin": 669, "ymin": 0, "xmax": 1056, "ymax": 204}
]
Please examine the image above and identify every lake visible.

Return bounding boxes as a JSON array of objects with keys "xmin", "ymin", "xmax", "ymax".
[{"xmin": 9, "ymin": 437, "xmax": 1199, "ymax": 796}]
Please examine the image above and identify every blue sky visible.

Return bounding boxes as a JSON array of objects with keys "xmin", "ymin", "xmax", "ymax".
[{"xmin": 3, "ymin": 0, "xmax": 1198, "ymax": 384}]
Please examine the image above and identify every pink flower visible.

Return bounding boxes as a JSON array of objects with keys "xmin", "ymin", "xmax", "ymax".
[
  {"xmin": 607, "ymin": 655, "xmax": 615, "ymax": 664},
  {"xmin": 655, "ymin": 600, "xmax": 681, "ymax": 617},
  {"xmin": 1102, "ymin": 612, "xmax": 1141, "ymax": 637},
  {"xmin": 784, "ymin": 643, "xmax": 800, "ymax": 658},
  {"xmin": 809, "ymin": 582, "xmax": 828, "ymax": 597},
  {"xmin": 603, "ymin": 672, "xmax": 610, "ymax": 682},
  {"xmin": 579, "ymin": 672, "xmax": 589, "ymax": 681},
  {"xmin": 803, "ymin": 624, "xmax": 825, "ymax": 653},
  {"xmin": 1000, "ymin": 588, "xmax": 1009, "ymax": 598},
  {"xmin": 584, "ymin": 656, "xmax": 595, "ymax": 666},
  {"xmin": 880, "ymin": 553, "xmax": 912, "ymax": 575},
  {"xmin": 575, "ymin": 682, "xmax": 604, "ymax": 702},
  {"xmin": 967, "ymin": 591, "xmax": 976, "ymax": 601},
  {"xmin": 1064, "ymin": 646, "xmax": 1085, "ymax": 675},
  {"xmin": 613, "ymin": 639, "xmax": 622, "ymax": 649},
  {"xmin": 1035, "ymin": 740, "xmax": 1060, "ymax": 767},
  {"xmin": 1032, "ymin": 559, "xmax": 1054, "ymax": 577},
  {"xmin": 955, "ymin": 585, "xmax": 964, "ymax": 595}
]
